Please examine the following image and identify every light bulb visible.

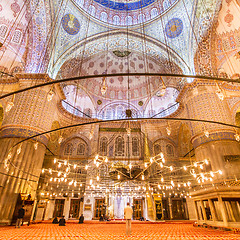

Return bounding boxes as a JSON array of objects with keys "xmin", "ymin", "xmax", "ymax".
[
  {"xmin": 101, "ymin": 85, "xmax": 107, "ymax": 95},
  {"xmin": 58, "ymin": 163, "xmax": 61, "ymax": 168},
  {"xmin": 170, "ymin": 166, "xmax": 173, "ymax": 171},
  {"xmin": 34, "ymin": 142, "xmax": 38, "ymax": 150},
  {"xmin": 160, "ymin": 162, "xmax": 163, "ymax": 168},
  {"xmin": 129, "ymin": 163, "xmax": 132, "ymax": 169},
  {"xmin": 104, "ymin": 157, "xmax": 108, "ymax": 163},
  {"xmin": 118, "ymin": 174, "xmax": 120, "ymax": 179},
  {"xmin": 235, "ymin": 133, "xmax": 240, "ymax": 142},
  {"xmin": 58, "ymin": 136, "xmax": 63, "ymax": 144},
  {"xmin": 204, "ymin": 130, "xmax": 209, "ymax": 138},
  {"xmin": 58, "ymin": 172, "xmax": 61, "ymax": 177},
  {"xmin": 161, "ymin": 177, "xmax": 164, "ymax": 182},
  {"xmin": 183, "ymin": 166, "xmax": 187, "ymax": 171},
  {"xmin": 150, "ymin": 157, "xmax": 153, "ymax": 163},
  {"xmin": 42, "ymin": 169, "xmax": 45, "ymax": 173},
  {"xmin": 194, "ymin": 162, "xmax": 197, "ymax": 167},
  {"xmin": 96, "ymin": 162, "xmax": 100, "ymax": 167},
  {"xmin": 49, "ymin": 169, "xmax": 52, "ymax": 174},
  {"xmin": 64, "ymin": 160, "xmax": 67, "ymax": 165},
  {"xmin": 166, "ymin": 126, "xmax": 171, "ymax": 136},
  {"xmin": 89, "ymin": 131, "xmax": 93, "ymax": 140},
  {"xmin": 142, "ymin": 175, "xmax": 145, "ymax": 180},
  {"xmin": 17, "ymin": 145, "xmax": 22, "ymax": 155},
  {"xmin": 47, "ymin": 90, "xmax": 54, "ymax": 102},
  {"xmin": 6, "ymin": 102, "xmax": 14, "ymax": 112},
  {"xmin": 159, "ymin": 85, "xmax": 166, "ymax": 96},
  {"xmin": 54, "ymin": 158, "xmax": 57, "ymax": 164},
  {"xmin": 218, "ymin": 170, "xmax": 223, "ymax": 175},
  {"xmin": 144, "ymin": 162, "xmax": 148, "ymax": 168},
  {"xmin": 210, "ymin": 171, "xmax": 214, "ymax": 177},
  {"xmin": 204, "ymin": 159, "xmax": 209, "ymax": 165},
  {"xmin": 216, "ymin": 91, "xmax": 224, "ymax": 100},
  {"xmin": 74, "ymin": 164, "xmax": 77, "ymax": 169},
  {"xmin": 200, "ymin": 165, "xmax": 203, "ymax": 169},
  {"xmin": 90, "ymin": 179, "xmax": 93, "ymax": 185},
  {"xmin": 126, "ymin": 127, "xmax": 131, "ymax": 136},
  {"xmin": 97, "ymin": 175, "xmax": 100, "ymax": 181},
  {"xmin": 85, "ymin": 165, "xmax": 89, "ymax": 170}
]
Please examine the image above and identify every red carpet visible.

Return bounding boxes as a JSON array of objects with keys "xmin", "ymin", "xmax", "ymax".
[{"xmin": 0, "ymin": 223, "xmax": 239, "ymax": 239}]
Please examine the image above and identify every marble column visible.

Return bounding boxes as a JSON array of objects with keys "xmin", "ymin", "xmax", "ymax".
[
  {"xmin": 182, "ymin": 83, "xmax": 240, "ymax": 179},
  {"xmin": 0, "ymin": 74, "xmax": 59, "ymax": 224}
]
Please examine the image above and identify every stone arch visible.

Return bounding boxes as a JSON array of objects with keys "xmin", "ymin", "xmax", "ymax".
[{"xmin": 51, "ymin": 30, "xmax": 190, "ymax": 78}]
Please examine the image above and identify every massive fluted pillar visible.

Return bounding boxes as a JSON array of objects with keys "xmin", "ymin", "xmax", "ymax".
[
  {"xmin": 181, "ymin": 82, "xmax": 240, "ymax": 179},
  {"xmin": 0, "ymin": 74, "xmax": 59, "ymax": 224}
]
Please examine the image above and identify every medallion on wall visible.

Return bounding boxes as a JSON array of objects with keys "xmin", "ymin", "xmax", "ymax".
[
  {"xmin": 165, "ymin": 18, "xmax": 183, "ymax": 38},
  {"xmin": 61, "ymin": 14, "xmax": 80, "ymax": 35}
]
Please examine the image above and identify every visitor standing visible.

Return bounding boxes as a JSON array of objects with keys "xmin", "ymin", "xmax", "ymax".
[
  {"xmin": 124, "ymin": 202, "xmax": 133, "ymax": 236},
  {"xmin": 16, "ymin": 205, "xmax": 25, "ymax": 228}
]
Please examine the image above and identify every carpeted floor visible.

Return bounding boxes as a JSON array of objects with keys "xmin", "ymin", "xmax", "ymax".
[{"xmin": 0, "ymin": 223, "xmax": 239, "ymax": 240}]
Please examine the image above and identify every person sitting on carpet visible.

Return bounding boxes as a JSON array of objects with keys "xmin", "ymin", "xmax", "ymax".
[
  {"xmin": 79, "ymin": 214, "xmax": 84, "ymax": 224},
  {"xmin": 52, "ymin": 217, "xmax": 59, "ymax": 224},
  {"xmin": 59, "ymin": 216, "xmax": 66, "ymax": 226}
]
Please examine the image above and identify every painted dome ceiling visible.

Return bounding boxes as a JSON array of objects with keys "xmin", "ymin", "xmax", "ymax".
[
  {"xmin": 72, "ymin": 0, "xmax": 179, "ymax": 26},
  {"xmin": 58, "ymin": 50, "xmax": 182, "ymax": 101}
]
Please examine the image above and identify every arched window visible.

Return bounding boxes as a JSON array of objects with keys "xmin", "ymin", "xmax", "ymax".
[
  {"xmin": 100, "ymin": 137, "xmax": 108, "ymax": 156},
  {"xmin": 89, "ymin": 5, "xmax": 95, "ymax": 16},
  {"xmin": 132, "ymin": 137, "xmax": 139, "ymax": 156},
  {"xmin": 64, "ymin": 143, "xmax": 73, "ymax": 155},
  {"xmin": 116, "ymin": 105, "xmax": 124, "ymax": 119},
  {"xmin": 113, "ymin": 15, "xmax": 120, "ymax": 25},
  {"xmin": 100, "ymin": 12, "xmax": 108, "ymax": 22},
  {"xmin": 77, "ymin": 143, "xmax": 85, "ymax": 155},
  {"xmin": 106, "ymin": 107, "xmax": 112, "ymax": 120},
  {"xmin": 126, "ymin": 16, "xmax": 133, "ymax": 25},
  {"xmin": 115, "ymin": 136, "xmax": 124, "ymax": 156},
  {"xmin": 0, "ymin": 25, "xmax": 8, "ymax": 38},
  {"xmin": 151, "ymin": 8, "xmax": 158, "ymax": 19},
  {"xmin": 12, "ymin": 30, "xmax": 22, "ymax": 43},
  {"xmin": 154, "ymin": 144, "xmax": 161, "ymax": 155},
  {"xmin": 166, "ymin": 144, "xmax": 174, "ymax": 157}
]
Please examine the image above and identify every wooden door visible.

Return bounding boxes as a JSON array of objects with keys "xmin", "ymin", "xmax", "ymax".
[
  {"xmin": 53, "ymin": 199, "xmax": 65, "ymax": 217},
  {"xmin": 69, "ymin": 199, "xmax": 80, "ymax": 218},
  {"xmin": 133, "ymin": 199, "xmax": 143, "ymax": 219},
  {"xmin": 94, "ymin": 198, "xmax": 105, "ymax": 219},
  {"xmin": 172, "ymin": 199, "xmax": 185, "ymax": 220}
]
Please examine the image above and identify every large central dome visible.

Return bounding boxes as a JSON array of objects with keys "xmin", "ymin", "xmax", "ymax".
[{"xmin": 73, "ymin": 0, "xmax": 179, "ymax": 26}]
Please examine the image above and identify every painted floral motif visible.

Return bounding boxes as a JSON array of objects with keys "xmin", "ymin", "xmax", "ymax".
[
  {"xmin": 165, "ymin": 18, "xmax": 183, "ymax": 38},
  {"xmin": 224, "ymin": 10, "xmax": 234, "ymax": 27},
  {"xmin": 10, "ymin": 0, "xmax": 20, "ymax": 17}
]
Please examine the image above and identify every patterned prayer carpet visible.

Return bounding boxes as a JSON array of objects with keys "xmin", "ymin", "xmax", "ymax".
[{"xmin": 0, "ymin": 223, "xmax": 239, "ymax": 240}]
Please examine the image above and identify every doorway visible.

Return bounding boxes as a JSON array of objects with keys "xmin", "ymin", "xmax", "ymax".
[
  {"xmin": 53, "ymin": 199, "xmax": 65, "ymax": 217},
  {"xmin": 133, "ymin": 199, "xmax": 143, "ymax": 219},
  {"xmin": 69, "ymin": 199, "xmax": 81, "ymax": 218},
  {"xmin": 94, "ymin": 198, "xmax": 105, "ymax": 219}
]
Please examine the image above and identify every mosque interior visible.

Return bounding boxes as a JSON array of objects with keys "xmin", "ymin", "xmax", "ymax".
[{"xmin": 0, "ymin": 0, "xmax": 240, "ymax": 229}]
